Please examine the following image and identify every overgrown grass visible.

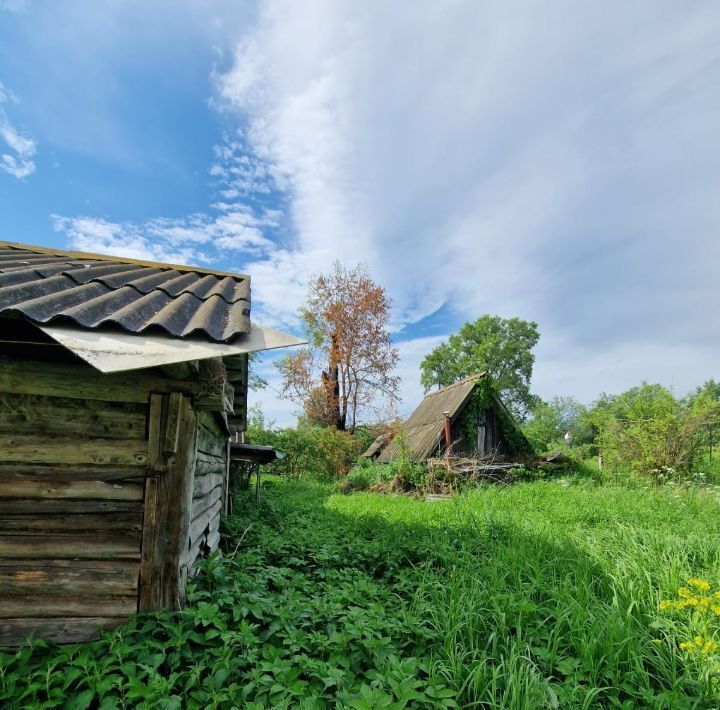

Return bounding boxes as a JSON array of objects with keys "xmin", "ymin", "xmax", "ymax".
[{"xmin": 2, "ymin": 477, "xmax": 719, "ymax": 707}]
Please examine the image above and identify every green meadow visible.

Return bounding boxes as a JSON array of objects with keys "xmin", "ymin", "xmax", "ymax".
[{"xmin": 2, "ymin": 476, "xmax": 720, "ymax": 708}]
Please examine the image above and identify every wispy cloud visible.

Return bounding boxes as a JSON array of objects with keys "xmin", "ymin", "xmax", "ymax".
[
  {"xmin": 52, "ymin": 205, "xmax": 278, "ymax": 265},
  {"xmin": 0, "ymin": 82, "xmax": 36, "ymax": 179},
  {"xmin": 0, "ymin": 0, "xmax": 27, "ymax": 13},
  {"xmin": 52, "ymin": 130, "xmax": 282, "ymax": 267},
  {"xmin": 210, "ymin": 131, "xmax": 274, "ymax": 197}
]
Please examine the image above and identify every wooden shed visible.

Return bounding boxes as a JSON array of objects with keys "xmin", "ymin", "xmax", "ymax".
[
  {"xmin": 364, "ymin": 374, "xmax": 532, "ymax": 462},
  {"xmin": 0, "ymin": 241, "xmax": 303, "ymax": 647}
]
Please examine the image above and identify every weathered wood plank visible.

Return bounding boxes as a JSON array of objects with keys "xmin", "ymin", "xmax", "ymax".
[
  {"xmin": 0, "ymin": 535, "xmax": 140, "ymax": 560},
  {"xmin": 206, "ymin": 529, "xmax": 221, "ymax": 552},
  {"xmin": 192, "ymin": 472, "xmax": 223, "ymax": 498},
  {"xmin": 0, "ymin": 595, "xmax": 136, "ymax": 619},
  {"xmin": 0, "ymin": 477, "xmax": 144, "ymax": 500},
  {"xmin": 223, "ymin": 439, "xmax": 230, "ymax": 515},
  {"xmin": 0, "ymin": 513, "xmax": 143, "ymax": 533},
  {"xmin": 190, "ymin": 486, "xmax": 222, "ymax": 522},
  {"xmin": 0, "ymin": 356, "xmax": 198, "ymax": 403},
  {"xmin": 0, "ymin": 499, "xmax": 143, "ymax": 515},
  {"xmin": 138, "ymin": 394, "xmax": 196, "ymax": 611},
  {"xmin": 0, "ymin": 617, "xmax": 128, "ymax": 647},
  {"xmin": 138, "ymin": 394, "xmax": 163, "ymax": 611},
  {"xmin": 0, "ymin": 435, "xmax": 148, "ymax": 466},
  {"xmin": 0, "ymin": 560, "xmax": 138, "ymax": 595},
  {"xmin": 185, "ymin": 524, "xmax": 221, "ymax": 573},
  {"xmin": 196, "ymin": 422, "xmax": 228, "ymax": 458},
  {"xmin": 0, "ymin": 394, "xmax": 147, "ymax": 439},
  {"xmin": 198, "ymin": 410, "xmax": 227, "ymax": 439},
  {"xmin": 0, "ymin": 464, "xmax": 149, "ymax": 482},
  {"xmin": 194, "ymin": 457, "xmax": 226, "ymax": 477},
  {"xmin": 196, "ymin": 450, "xmax": 225, "ymax": 467},
  {"xmin": 162, "ymin": 392, "xmax": 182, "ymax": 455},
  {"xmin": 188, "ymin": 498, "xmax": 222, "ymax": 546}
]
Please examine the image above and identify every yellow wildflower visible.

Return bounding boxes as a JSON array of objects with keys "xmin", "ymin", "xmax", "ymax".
[{"xmin": 687, "ymin": 578, "xmax": 711, "ymax": 592}]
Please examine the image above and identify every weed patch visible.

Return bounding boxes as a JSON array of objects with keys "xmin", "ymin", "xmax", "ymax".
[{"xmin": 2, "ymin": 478, "xmax": 719, "ymax": 707}]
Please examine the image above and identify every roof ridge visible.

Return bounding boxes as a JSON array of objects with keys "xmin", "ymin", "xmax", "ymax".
[{"xmin": 425, "ymin": 372, "xmax": 486, "ymax": 397}]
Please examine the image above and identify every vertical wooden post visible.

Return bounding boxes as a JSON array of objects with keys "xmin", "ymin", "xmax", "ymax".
[
  {"xmin": 223, "ymin": 439, "xmax": 231, "ymax": 516},
  {"xmin": 138, "ymin": 393, "xmax": 197, "ymax": 611}
]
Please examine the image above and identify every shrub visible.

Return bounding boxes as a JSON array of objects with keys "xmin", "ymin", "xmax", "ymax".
[
  {"xmin": 345, "ymin": 460, "xmax": 395, "ymax": 490},
  {"xmin": 592, "ymin": 384, "xmax": 707, "ymax": 477},
  {"xmin": 346, "ymin": 433, "xmax": 427, "ymax": 492},
  {"xmin": 246, "ymin": 423, "xmax": 362, "ymax": 480}
]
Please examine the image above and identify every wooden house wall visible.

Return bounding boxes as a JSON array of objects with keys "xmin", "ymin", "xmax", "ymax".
[
  {"xmin": 0, "ymin": 350, "xmax": 236, "ymax": 647},
  {"xmin": 0, "ymin": 355, "xmax": 159, "ymax": 646},
  {"xmin": 186, "ymin": 411, "xmax": 228, "ymax": 574}
]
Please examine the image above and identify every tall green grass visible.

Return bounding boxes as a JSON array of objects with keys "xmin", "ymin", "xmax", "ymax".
[
  {"xmin": 2, "ymin": 478, "xmax": 719, "ymax": 707},
  {"xmin": 325, "ymin": 482, "xmax": 720, "ymax": 706}
]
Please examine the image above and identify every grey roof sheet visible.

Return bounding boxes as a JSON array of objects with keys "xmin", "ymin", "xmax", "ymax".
[
  {"xmin": 376, "ymin": 374, "xmax": 484, "ymax": 462},
  {"xmin": 0, "ymin": 242, "xmax": 251, "ymax": 342}
]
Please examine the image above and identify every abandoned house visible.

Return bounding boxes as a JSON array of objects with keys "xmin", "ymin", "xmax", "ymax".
[
  {"xmin": 364, "ymin": 374, "xmax": 532, "ymax": 462},
  {"xmin": 0, "ymin": 241, "xmax": 303, "ymax": 647}
]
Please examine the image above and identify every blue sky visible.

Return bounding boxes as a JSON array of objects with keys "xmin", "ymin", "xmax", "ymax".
[{"xmin": 2, "ymin": 1, "xmax": 720, "ymax": 425}]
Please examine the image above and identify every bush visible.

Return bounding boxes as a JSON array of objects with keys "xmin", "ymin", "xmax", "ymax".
[
  {"xmin": 346, "ymin": 433, "xmax": 427, "ymax": 492},
  {"xmin": 345, "ymin": 460, "xmax": 395, "ymax": 490},
  {"xmin": 246, "ymin": 423, "xmax": 363, "ymax": 480},
  {"xmin": 593, "ymin": 384, "xmax": 707, "ymax": 477}
]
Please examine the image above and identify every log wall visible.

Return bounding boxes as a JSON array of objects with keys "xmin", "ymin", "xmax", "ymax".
[
  {"xmin": 186, "ymin": 411, "xmax": 228, "ymax": 573},
  {"xmin": 0, "ymin": 349, "xmax": 234, "ymax": 647},
  {"xmin": 0, "ymin": 358, "xmax": 149, "ymax": 647}
]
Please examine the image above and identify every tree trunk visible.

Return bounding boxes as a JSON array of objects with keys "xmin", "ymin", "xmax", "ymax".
[{"xmin": 322, "ymin": 333, "xmax": 345, "ymax": 430}]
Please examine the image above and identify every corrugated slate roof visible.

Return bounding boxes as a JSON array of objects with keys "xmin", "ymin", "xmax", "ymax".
[
  {"xmin": 377, "ymin": 374, "xmax": 484, "ymax": 462},
  {"xmin": 0, "ymin": 242, "xmax": 251, "ymax": 343}
]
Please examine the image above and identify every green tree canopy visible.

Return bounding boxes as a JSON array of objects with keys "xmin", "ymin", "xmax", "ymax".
[
  {"xmin": 522, "ymin": 396, "xmax": 590, "ymax": 454},
  {"xmin": 420, "ymin": 315, "xmax": 540, "ymax": 419}
]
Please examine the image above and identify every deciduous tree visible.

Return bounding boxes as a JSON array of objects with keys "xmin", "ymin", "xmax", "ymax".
[
  {"xmin": 420, "ymin": 315, "xmax": 540, "ymax": 419},
  {"xmin": 276, "ymin": 262, "xmax": 399, "ymax": 431}
]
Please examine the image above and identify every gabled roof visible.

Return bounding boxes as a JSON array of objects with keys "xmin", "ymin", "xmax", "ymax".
[
  {"xmin": 376, "ymin": 374, "xmax": 486, "ymax": 462},
  {"xmin": 0, "ymin": 241, "xmax": 250, "ymax": 343}
]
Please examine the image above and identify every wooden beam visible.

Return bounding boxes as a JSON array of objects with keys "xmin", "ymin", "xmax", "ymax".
[
  {"xmin": 0, "ymin": 499, "xmax": 143, "ymax": 515},
  {"xmin": 0, "ymin": 435, "xmax": 148, "ymax": 466},
  {"xmin": 0, "ymin": 534, "xmax": 140, "ymax": 560},
  {"xmin": 0, "ymin": 616, "xmax": 129, "ymax": 647},
  {"xmin": 0, "ymin": 512, "xmax": 143, "ymax": 533},
  {"xmin": 0, "ymin": 394, "xmax": 146, "ymax": 439},
  {"xmin": 0, "ymin": 356, "xmax": 198, "ymax": 403},
  {"xmin": 0, "ymin": 559, "xmax": 138, "ymax": 595},
  {"xmin": 138, "ymin": 394, "xmax": 197, "ymax": 611},
  {"xmin": 0, "ymin": 464, "xmax": 149, "ymax": 482},
  {"xmin": 192, "ymin": 472, "xmax": 223, "ymax": 498},
  {"xmin": 0, "ymin": 477, "xmax": 144, "ymax": 500},
  {"xmin": 0, "ymin": 595, "xmax": 137, "ymax": 619}
]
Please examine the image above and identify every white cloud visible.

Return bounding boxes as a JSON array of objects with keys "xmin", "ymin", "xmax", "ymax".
[
  {"xmin": 0, "ymin": 81, "xmax": 36, "ymax": 179},
  {"xmin": 51, "ymin": 205, "xmax": 278, "ymax": 265},
  {"xmin": 210, "ymin": 0, "xmax": 720, "ymax": 416},
  {"xmin": 34, "ymin": 1, "xmax": 720, "ymax": 425},
  {"xmin": 50, "ymin": 215, "xmax": 202, "ymax": 264}
]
